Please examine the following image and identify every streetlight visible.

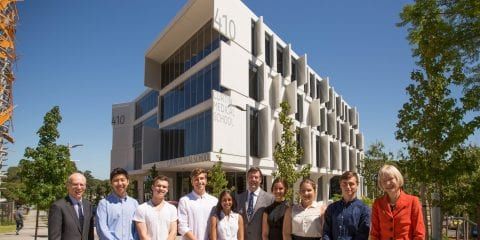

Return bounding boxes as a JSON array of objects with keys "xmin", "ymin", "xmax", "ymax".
[
  {"xmin": 228, "ymin": 103, "xmax": 250, "ymax": 190},
  {"xmin": 67, "ymin": 143, "xmax": 83, "ymax": 162}
]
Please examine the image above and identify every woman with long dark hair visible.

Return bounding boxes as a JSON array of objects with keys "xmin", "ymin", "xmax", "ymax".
[
  {"xmin": 210, "ymin": 190, "xmax": 244, "ymax": 240},
  {"xmin": 262, "ymin": 178, "xmax": 289, "ymax": 240}
]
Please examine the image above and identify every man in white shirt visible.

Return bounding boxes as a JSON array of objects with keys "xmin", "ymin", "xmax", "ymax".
[
  {"xmin": 178, "ymin": 168, "xmax": 218, "ymax": 240},
  {"xmin": 134, "ymin": 175, "xmax": 178, "ymax": 240},
  {"xmin": 235, "ymin": 167, "xmax": 274, "ymax": 240}
]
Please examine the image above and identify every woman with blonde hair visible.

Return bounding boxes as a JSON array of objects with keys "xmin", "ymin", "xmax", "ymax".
[
  {"xmin": 370, "ymin": 164, "xmax": 425, "ymax": 239},
  {"xmin": 282, "ymin": 178, "xmax": 326, "ymax": 240}
]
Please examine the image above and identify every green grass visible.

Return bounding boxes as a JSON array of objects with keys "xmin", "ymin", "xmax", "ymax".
[{"xmin": 0, "ymin": 224, "xmax": 15, "ymax": 234}]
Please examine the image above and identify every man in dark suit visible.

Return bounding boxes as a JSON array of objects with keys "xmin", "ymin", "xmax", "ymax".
[
  {"xmin": 236, "ymin": 167, "xmax": 274, "ymax": 240},
  {"xmin": 48, "ymin": 172, "xmax": 94, "ymax": 240}
]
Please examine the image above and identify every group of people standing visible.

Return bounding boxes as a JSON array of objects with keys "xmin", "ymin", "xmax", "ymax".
[{"xmin": 47, "ymin": 164, "xmax": 425, "ymax": 240}]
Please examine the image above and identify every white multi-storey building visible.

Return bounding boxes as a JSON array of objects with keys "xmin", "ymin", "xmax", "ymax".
[{"xmin": 111, "ymin": 0, "xmax": 365, "ymax": 202}]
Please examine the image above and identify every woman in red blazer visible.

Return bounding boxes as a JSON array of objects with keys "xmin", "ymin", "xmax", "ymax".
[{"xmin": 370, "ymin": 164, "xmax": 425, "ymax": 240}]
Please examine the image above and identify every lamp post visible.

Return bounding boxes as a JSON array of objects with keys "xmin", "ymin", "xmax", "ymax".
[
  {"xmin": 228, "ymin": 103, "xmax": 250, "ymax": 190},
  {"xmin": 67, "ymin": 143, "xmax": 83, "ymax": 162}
]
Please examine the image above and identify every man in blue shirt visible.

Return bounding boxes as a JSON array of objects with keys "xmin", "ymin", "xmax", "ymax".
[
  {"xmin": 96, "ymin": 168, "xmax": 139, "ymax": 240},
  {"xmin": 323, "ymin": 171, "xmax": 370, "ymax": 240}
]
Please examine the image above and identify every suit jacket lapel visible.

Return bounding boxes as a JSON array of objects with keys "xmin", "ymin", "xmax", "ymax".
[{"xmin": 65, "ymin": 196, "xmax": 82, "ymax": 233}]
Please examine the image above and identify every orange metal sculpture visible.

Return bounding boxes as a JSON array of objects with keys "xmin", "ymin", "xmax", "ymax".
[{"xmin": 0, "ymin": 0, "xmax": 18, "ymax": 170}]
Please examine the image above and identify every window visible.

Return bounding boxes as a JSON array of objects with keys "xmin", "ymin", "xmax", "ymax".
[
  {"xmin": 133, "ymin": 123, "xmax": 143, "ymax": 170},
  {"xmin": 249, "ymin": 108, "xmax": 260, "ymax": 157},
  {"xmin": 135, "ymin": 90, "xmax": 159, "ymax": 119},
  {"xmin": 316, "ymin": 136, "xmax": 321, "ymax": 168},
  {"xmin": 160, "ymin": 60, "xmax": 220, "ymax": 121},
  {"xmin": 291, "ymin": 57, "xmax": 297, "ymax": 81},
  {"xmin": 277, "ymin": 46, "xmax": 284, "ymax": 76},
  {"xmin": 251, "ymin": 20, "xmax": 256, "ymax": 56},
  {"xmin": 310, "ymin": 75, "xmax": 315, "ymax": 98},
  {"xmin": 161, "ymin": 20, "xmax": 224, "ymax": 88},
  {"xmin": 133, "ymin": 115, "xmax": 158, "ymax": 167},
  {"xmin": 249, "ymin": 63, "xmax": 259, "ymax": 101},
  {"xmin": 316, "ymin": 80, "xmax": 322, "ymax": 100},
  {"xmin": 265, "ymin": 34, "xmax": 272, "ymax": 67},
  {"xmin": 160, "ymin": 110, "xmax": 212, "ymax": 161},
  {"xmin": 296, "ymin": 94, "xmax": 303, "ymax": 122}
]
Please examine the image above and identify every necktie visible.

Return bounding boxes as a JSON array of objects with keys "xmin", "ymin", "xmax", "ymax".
[
  {"xmin": 77, "ymin": 202, "xmax": 84, "ymax": 231},
  {"xmin": 247, "ymin": 192, "xmax": 254, "ymax": 219}
]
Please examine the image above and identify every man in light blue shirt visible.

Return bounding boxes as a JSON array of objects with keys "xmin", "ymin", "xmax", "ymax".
[{"xmin": 96, "ymin": 168, "xmax": 139, "ymax": 240}]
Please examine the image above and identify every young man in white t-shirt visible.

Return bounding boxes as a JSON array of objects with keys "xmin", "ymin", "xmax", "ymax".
[{"xmin": 134, "ymin": 175, "xmax": 178, "ymax": 240}]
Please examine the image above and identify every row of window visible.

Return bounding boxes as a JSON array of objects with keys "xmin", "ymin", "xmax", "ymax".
[
  {"xmin": 160, "ymin": 60, "xmax": 220, "ymax": 121},
  {"xmin": 133, "ymin": 115, "xmax": 158, "ymax": 169},
  {"xmin": 161, "ymin": 20, "xmax": 226, "ymax": 88},
  {"xmin": 251, "ymin": 20, "xmax": 337, "ymax": 107},
  {"xmin": 160, "ymin": 110, "xmax": 212, "ymax": 161},
  {"xmin": 135, "ymin": 90, "xmax": 159, "ymax": 119}
]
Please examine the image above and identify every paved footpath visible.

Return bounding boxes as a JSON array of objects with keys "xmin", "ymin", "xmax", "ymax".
[
  {"xmin": 0, "ymin": 209, "xmax": 48, "ymax": 240},
  {"xmin": 1, "ymin": 209, "xmax": 182, "ymax": 240}
]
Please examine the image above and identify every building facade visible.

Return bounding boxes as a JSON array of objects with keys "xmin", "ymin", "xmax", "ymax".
[{"xmin": 111, "ymin": 0, "xmax": 365, "ymax": 203}]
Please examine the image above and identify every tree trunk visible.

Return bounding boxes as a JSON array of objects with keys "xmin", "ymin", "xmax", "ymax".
[
  {"xmin": 35, "ymin": 208, "xmax": 39, "ymax": 240},
  {"xmin": 420, "ymin": 184, "xmax": 430, "ymax": 240},
  {"xmin": 477, "ymin": 203, "xmax": 480, "ymax": 240}
]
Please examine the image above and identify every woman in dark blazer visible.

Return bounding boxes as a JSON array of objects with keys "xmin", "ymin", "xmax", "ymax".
[{"xmin": 370, "ymin": 164, "xmax": 425, "ymax": 240}]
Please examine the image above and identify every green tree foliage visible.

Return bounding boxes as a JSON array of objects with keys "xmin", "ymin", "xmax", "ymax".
[
  {"xmin": 397, "ymin": 0, "xmax": 480, "ymax": 236},
  {"xmin": 441, "ymin": 146, "xmax": 480, "ymax": 225},
  {"xmin": 273, "ymin": 101, "xmax": 311, "ymax": 202},
  {"xmin": 127, "ymin": 179, "xmax": 139, "ymax": 200},
  {"xmin": 2, "ymin": 166, "xmax": 27, "ymax": 205},
  {"xmin": 17, "ymin": 106, "xmax": 76, "ymax": 239},
  {"xmin": 143, "ymin": 164, "xmax": 159, "ymax": 201},
  {"xmin": 358, "ymin": 142, "xmax": 394, "ymax": 199},
  {"xmin": 79, "ymin": 170, "xmax": 108, "ymax": 205},
  {"xmin": 207, "ymin": 150, "xmax": 228, "ymax": 198},
  {"xmin": 18, "ymin": 106, "xmax": 76, "ymax": 209}
]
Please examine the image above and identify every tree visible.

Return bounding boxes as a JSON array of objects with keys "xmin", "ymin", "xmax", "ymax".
[
  {"xmin": 359, "ymin": 141, "xmax": 393, "ymax": 199},
  {"xmin": 143, "ymin": 164, "xmax": 159, "ymax": 201},
  {"xmin": 18, "ymin": 106, "xmax": 76, "ymax": 240},
  {"xmin": 207, "ymin": 149, "xmax": 228, "ymax": 198},
  {"xmin": 397, "ymin": 1, "xmax": 480, "ymax": 238},
  {"xmin": 273, "ymin": 101, "xmax": 311, "ymax": 202},
  {"xmin": 2, "ymin": 166, "xmax": 27, "ymax": 205}
]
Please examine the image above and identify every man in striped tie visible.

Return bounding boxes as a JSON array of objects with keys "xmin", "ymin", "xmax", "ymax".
[
  {"xmin": 48, "ymin": 172, "xmax": 94, "ymax": 240},
  {"xmin": 235, "ymin": 167, "xmax": 274, "ymax": 240}
]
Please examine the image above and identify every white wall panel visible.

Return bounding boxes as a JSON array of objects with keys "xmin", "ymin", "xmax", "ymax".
[
  {"xmin": 212, "ymin": 91, "xmax": 245, "ymax": 157},
  {"xmin": 255, "ymin": 16, "xmax": 265, "ymax": 57},
  {"xmin": 319, "ymin": 77, "xmax": 329, "ymax": 103},
  {"xmin": 349, "ymin": 149, "xmax": 357, "ymax": 172},
  {"xmin": 341, "ymin": 145, "xmax": 349, "ymax": 171},
  {"xmin": 220, "ymin": 41, "xmax": 249, "ymax": 96},
  {"xmin": 309, "ymin": 99, "xmax": 321, "ymax": 127},
  {"xmin": 297, "ymin": 54, "xmax": 308, "ymax": 86},
  {"xmin": 327, "ymin": 87, "xmax": 335, "ymax": 110},
  {"xmin": 330, "ymin": 140, "xmax": 340, "ymax": 170},
  {"xmin": 318, "ymin": 135, "xmax": 329, "ymax": 168},
  {"xmin": 301, "ymin": 126, "xmax": 311, "ymax": 165},
  {"xmin": 285, "ymin": 81, "xmax": 297, "ymax": 115}
]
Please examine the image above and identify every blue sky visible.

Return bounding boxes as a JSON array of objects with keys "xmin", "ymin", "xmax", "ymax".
[{"xmin": 11, "ymin": 0, "xmax": 478, "ymax": 179}]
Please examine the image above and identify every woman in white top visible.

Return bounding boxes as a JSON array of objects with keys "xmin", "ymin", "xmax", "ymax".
[
  {"xmin": 210, "ymin": 190, "xmax": 244, "ymax": 240},
  {"xmin": 282, "ymin": 178, "xmax": 326, "ymax": 240}
]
